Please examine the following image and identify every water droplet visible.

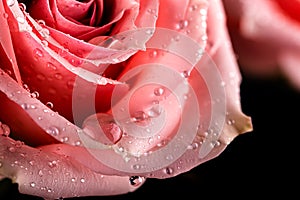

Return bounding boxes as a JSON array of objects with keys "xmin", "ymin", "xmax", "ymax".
[
  {"xmin": 189, "ymin": 4, "xmax": 198, "ymax": 11},
  {"xmin": 38, "ymin": 169, "xmax": 44, "ymax": 177},
  {"xmin": 71, "ymin": 178, "xmax": 76, "ymax": 182},
  {"xmin": 18, "ymin": 3, "xmax": 26, "ymax": 11},
  {"xmin": 30, "ymin": 91, "xmax": 39, "ymax": 98},
  {"xmin": 149, "ymin": 50, "xmax": 158, "ymax": 58},
  {"xmin": 131, "ymin": 111, "xmax": 149, "ymax": 124},
  {"xmin": 8, "ymin": 146, "xmax": 16, "ymax": 153},
  {"xmin": 14, "ymin": 140, "xmax": 23, "ymax": 148},
  {"xmin": 33, "ymin": 48, "xmax": 43, "ymax": 59},
  {"xmin": 227, "ymin": 119, "xmax": 235, "ymax": 125},
  {"xmin": 181, "ymin": 70, "xmax": 191, "ymax": 78},
  {"xmin": 132, "ymin": 164, "xmax": 141, "ymax": 170},
  {"xmin": 163, "ymin": 167, "xmax": 173, "ymax": 175},
  {"xmin": 200, "ymin": 8, "xmax": 207, "ymax": 16},
  {"xmin": 54, "ymin": 73, "xmax": 63, "ymax": 80},
  {"xmin": 210, "ymin": 140, "xmax": 221, "ymax": 148},
  {"xmin": 29, "ymin": 160, "xmax": 34, "ymax": 166},
  {"xmin": 67, "ymin": 80, "xmax": 75, "ymax": 89},
  {"xmin": 37, "ymin": 20, "xmax": 46, "ymax": 26},
  {"xmin": 7, "ymin": 0, "xmax": 15, "ymax": 7},
  {"xmin": 175, "ymin": 20, "xmax": 189, "ymax": 30},
  {"xmin": 129, "ymin": 176, "xmax": 144, "ymax": 186},
  {"xmin": 46, "ymin": 126, "xmax": 60, "ymax": 136},
  {"xmin": 146, "ymin": 104, "xmax": 162, "ymax": 118},
  {"xmin": 47, "ymin": 62, "xmax": 57, "ymax": 70},
  {"xmin": 46, "ymin": 102, "xmax": 54, "ymax": 109},
  {"xmin": 30, "ymin": 182, "xmax": 36, "ymax": 188},
  {"xmin": 0, "ymin": 122, "xmax": 10, "ymax": 136},
  {"xmin": 80, "ymin": 178, "xmax": 85, "ymax": 183},
  {"xmin": 48, "ymin": 160, "xmax": 57, "ymax": 168},
  {"xmin": 154, "ymin": 87, "xmax": 164, "ymax": 96},
  {"xmin": 0, "ymin": 162, "xmax": 3, "ymax": 168},
  {"xmin": 41, "ymin": 40, "xmax": 48, "ymax": 47},
  {"xmin": 61, "ymin": 136, "xmax": 69, "ymax": 142},
  {"xmin": 74, "ymin": 140, "xmax": 81, "ymax": 146},
  {"xmin": 40, "ymin": 28, "xmax": 50, "ymax": 38}
]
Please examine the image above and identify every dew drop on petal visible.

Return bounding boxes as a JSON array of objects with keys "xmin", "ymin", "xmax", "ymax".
[
  {"xmin": 154, "ymin": 87, "xmax": 164, "ymax": 96},
  {"xmin": 181, "ymin": 70, "xmax": 191, "ymax": 78},
  {"xmin": 149, "ymin": 50, "xmax": 158, "ymax": 58},
  {"xmin": 80, "ymin": 178, "xmax": 85, "ymax": 183},
  {"xmin": 18, "ymin": 3, "xmax": 26, "ymax": 11},
  {"xmin": 46, "ymin": 126, "xmax": 60, "ymax": 136},
  {"xmin": 30, "ymin": 91, "xmax": 39, "ymax": 98},
  {"xmin": 0, "ymin": 162, "xmax": 3, "ymax": 168},
  {"xmin": 30, "ymin": 182, "xmax": 36, "ymax": 188},
  {"xmin": 129, "ymin": 176, "xmax": 144, "ymax": 187},
  {"xmin": 33, "ymin": 48, "xmax": 44, "ymax": 59},
  {"xmin": 175, "ymin": 20, "xmax": 189, "ymax": 30},
  {"xmin": 54, "ymin": 73, "xmax": 63, "ymax": 80},
  {"xmin": 46, "ymin": 102, "xmax": 54, "ymax": 109},
  {"xmin": 38, "ymin": 169, "xmax": 44, "ymax": 177},
  {"xmin": 0, "ymin": 122, "xmax": 10, "ymax": 136},
  {"xmin": 163, "ymin": 167, "xmax": 174, "ymax": 175}
]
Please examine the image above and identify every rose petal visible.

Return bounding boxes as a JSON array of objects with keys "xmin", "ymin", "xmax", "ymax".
[
  {"xmin": 279, "ymin": 53, "xmax": 300, "ymax": 91},
  {"xmin": 43, "ymin": 0, "xmax": 252, "ymax": 179},
  {"xmin": 0, "ymin": 135, "xmax": 142, "ymax": 199},
  {"xmin": 223, "ymin": 0, "xmax": 300, "ymax": 88},
  {"xmin": 0, "ymin": 0, "xmax": 22, "ymax": 84},
  {"xmin": 56, "ymin": 0, "xmax": 95, "ymax": 23}
]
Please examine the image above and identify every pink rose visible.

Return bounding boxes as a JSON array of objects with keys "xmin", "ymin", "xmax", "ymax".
[
  {"xmin": 0, "ymin": 0, "xmax": 252, "ymax": 199},
  {"xmin": 223, "ymin": 0, "xmax": 300, "ymax": 90}
]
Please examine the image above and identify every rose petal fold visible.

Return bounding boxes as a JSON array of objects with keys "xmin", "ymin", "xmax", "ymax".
[{"xmin": 0, "ymin": 135, "xmax": 142, "ymax": 199}]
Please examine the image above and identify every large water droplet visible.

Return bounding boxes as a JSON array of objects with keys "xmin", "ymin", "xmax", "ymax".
[
  {"xmin": 46, "ymin": 126, "xmax": 60, "ymax": 136},
  {"xmin": 129, "ymin": 176, "xmax": 144, "ymax": 187}
]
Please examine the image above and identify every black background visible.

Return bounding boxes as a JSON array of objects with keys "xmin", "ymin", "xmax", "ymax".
[{"xmin": 0, "ymin": 71, "xmax": 298, "ymax": 199}]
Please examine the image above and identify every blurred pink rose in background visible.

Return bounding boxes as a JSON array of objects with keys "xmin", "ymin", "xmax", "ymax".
[
  {"xmin": 223, "ymin": 0, "xmax": 300, "ymax": 91},
  {"xmin": 0, "ymin": 0, "xmax": 252, "ymax": 199}
]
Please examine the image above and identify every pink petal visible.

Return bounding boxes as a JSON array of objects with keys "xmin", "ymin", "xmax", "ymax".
[
  {"xmin": 0, "ymin": 135, "xmax": 143, "ymax": 199},
  {"xmin": 0, "ymin": 0, "xmax": 22, "ymax": 84},
  {"xmin": 47, "ymin": 0, "xmax": 252, "ymax": 179},
  {"xmin": 223, "ymin": 0, "xmax": 300, "ymax": 88},
  {"xmin": 56, "ymin": 0, "xmax": 95, "ymax": 23}
]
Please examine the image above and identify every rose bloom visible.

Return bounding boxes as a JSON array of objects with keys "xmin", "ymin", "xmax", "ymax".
[
  {"xmin": 223, "ymin": 0, "xmax": 300, "ymax": 90},
  {"xmin": 0, "ymin": 0, "xmax": 252, "ymax": 199}
]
